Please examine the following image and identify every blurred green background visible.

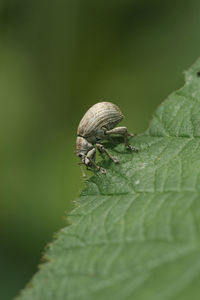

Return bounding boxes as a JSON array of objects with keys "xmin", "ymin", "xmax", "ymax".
[{"xmin": 1, "ymin": 0, "xmax": 200, "ymax": 299}]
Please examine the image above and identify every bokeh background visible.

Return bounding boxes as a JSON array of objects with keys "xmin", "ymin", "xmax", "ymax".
[{"xmin": 1, "ymin": 0, "xmax": 200, "ymax": 299}]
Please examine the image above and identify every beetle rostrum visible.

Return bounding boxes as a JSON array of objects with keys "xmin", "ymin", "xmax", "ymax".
[{"xmin": 75, "ymin": 102, "xmax": 137, "ymax": 177}]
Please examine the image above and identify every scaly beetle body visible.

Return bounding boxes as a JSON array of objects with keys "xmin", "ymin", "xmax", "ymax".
[{"xmin": 76, "ymin": 102, "xmax": 137, "ymax": 176}]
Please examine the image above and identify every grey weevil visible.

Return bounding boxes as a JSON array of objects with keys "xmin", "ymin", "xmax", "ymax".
[{"xmin": 75, "ymin": 102, "xmax": 137, "ymax": 177}]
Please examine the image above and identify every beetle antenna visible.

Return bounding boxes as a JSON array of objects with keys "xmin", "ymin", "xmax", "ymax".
[{"xmin": 78, "ymin": 162, "xmax": 87, "ymax": 178}]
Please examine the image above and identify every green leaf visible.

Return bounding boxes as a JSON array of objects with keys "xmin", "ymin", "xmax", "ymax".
[{"xmin": 18, "ymin": 59, "xmax": 200, "ymax": 300}]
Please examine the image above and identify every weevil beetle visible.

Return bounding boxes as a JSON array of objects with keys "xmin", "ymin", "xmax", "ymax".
[{"xmin": 75, "ymin": 102, "xmax": 137, "ymax": 177}]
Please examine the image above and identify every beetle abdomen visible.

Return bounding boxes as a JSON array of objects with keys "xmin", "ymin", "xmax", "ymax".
[{"xmin": 77, "ymin": 102, "xmax": 123, "ymax": 137}]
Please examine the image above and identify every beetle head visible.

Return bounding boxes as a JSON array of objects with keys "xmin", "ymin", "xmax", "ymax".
[{"xmin": 75, "ymin": 137, "xmax": 93, "ymax": 165}]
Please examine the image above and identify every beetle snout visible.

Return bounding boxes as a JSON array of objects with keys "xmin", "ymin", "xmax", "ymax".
[{"xmin": 84, "ymin": 157, "xmax": 90, "ymax": 165}]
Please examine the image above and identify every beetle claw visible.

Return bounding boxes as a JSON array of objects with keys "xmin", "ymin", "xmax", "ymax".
[
  {"xmin": 112, "ymin": 156, "xmax": 119, "ymax": 163},
  {"xmin": 128, "ymin": 133, "xmax": 137, "ymax": 137},
  {"xmin": 126, "ymin": 145, "xmax": 138, "ymax": 152},
  {"xmin": 99, "ymin": 167, "xmax": 106, "ymax": 175}
]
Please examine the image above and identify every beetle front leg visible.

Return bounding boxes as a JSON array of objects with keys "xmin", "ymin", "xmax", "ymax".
[
  {"xmin": 86, "ymin": 148, "xmax": 106, "ymax": 175},
  {"xmin": 96, "ymin": 143, "xmax": 119, "ymax": 163},
  {"xmin": 105, "ymin": 127, "xmax": 138, "ymax": 152}
]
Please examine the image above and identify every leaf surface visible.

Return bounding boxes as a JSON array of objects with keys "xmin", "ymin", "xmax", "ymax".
[{"xmin": 18, "ymin": 60, "xmax": 200, "ymax": 300}]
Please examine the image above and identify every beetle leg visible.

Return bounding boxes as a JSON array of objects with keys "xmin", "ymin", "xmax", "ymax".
[
  {"xmin": 105, "ymin": 127, "xmax": 138, "ymax": 152},
  {"xmin": 96, "ymin": 143, "xmax": 119, "ymax": 163},
  {"xmin": 86, "ymin": 148, "xmax": 106, "ymax": 175},
  {"xmin": 88, "ymin": 159, "xmax": 106, "ymax": 175}
]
